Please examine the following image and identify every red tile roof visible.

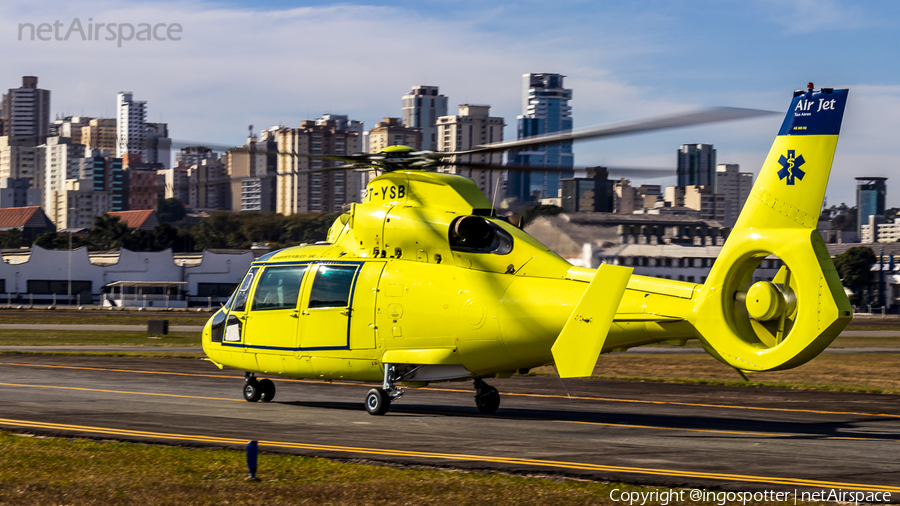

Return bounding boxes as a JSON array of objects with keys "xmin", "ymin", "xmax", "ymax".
[
  {"xmin": 108, "ymin": 210, "xmax": 157, "ymax": 230},
  {"xmin": 0, "ymin": 206, "xmax": 40, "ymax": 228}
]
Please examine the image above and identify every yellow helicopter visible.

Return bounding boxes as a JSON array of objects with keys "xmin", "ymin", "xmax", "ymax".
[{"xmin": 201, "ymin": 85, "xmax": 851, "ymax": 415}]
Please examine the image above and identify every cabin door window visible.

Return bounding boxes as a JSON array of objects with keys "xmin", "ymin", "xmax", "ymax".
[{"xmin": 300, "ymin": 264, "xmax": 359, "ymax": 349}]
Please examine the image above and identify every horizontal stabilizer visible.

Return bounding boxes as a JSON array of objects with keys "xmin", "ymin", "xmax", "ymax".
[{"xmin": 551, "ymin": 264, "xmax": 632, "ymax": 378}]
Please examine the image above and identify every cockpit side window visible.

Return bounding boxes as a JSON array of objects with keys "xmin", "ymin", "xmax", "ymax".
[{"xmin": 230, "ymin": 267, "xmax": 258, "ymax": 313}]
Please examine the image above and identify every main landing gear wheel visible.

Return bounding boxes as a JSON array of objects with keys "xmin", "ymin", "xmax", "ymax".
[
  {"xmin": 365, "ymin": 388, "xmax": 391, "ymax": 415},
  {"xmin": 365, "ymin": 363, "xmax": 404, "ymax": 415},
  {"xmin": 243, "ymin": 379, "xmax": 262, "ymax": 402},
  {"xmin": 474, "ymin": 379, "xmax": 500, "ymax": 414},
  {"xmin": 258, "ymin": 378, "xmax": 276, "ymax": 402}
]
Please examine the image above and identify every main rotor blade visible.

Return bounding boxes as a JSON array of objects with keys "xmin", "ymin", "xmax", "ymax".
[
  {"xmin": 170, "ymin": 140, "xmax": 368, "ymax": 163},
  {"xmin": 439, "ymin": 160, "xmax": 676, "ymax": 178},
  {"xmin": 444, "ymin": 106, "xmax": 777, "ymax": 157}
]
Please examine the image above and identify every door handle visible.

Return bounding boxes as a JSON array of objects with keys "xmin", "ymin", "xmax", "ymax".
[
  {"xmin": 301, "ymin": 310, "xmax": 309, "ymax": 315},
  {"xmin": 237, "ymin": 314, "xmax": 249, "ymax": 321},
  {"xmin": 340, "ymin": 308, "xmax": 352, "ymax": 316},
  {"xmin": 289, "ymin": 311, "xmax": 299, "ymax": 318}
]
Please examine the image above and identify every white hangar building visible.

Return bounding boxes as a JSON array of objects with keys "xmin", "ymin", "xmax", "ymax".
[{"xmin": 0, "ymin": 246, "xmax": 254, "ymax": 307}]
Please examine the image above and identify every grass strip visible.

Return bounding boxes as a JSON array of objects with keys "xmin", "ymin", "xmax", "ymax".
[
  {"xmin": 0, "ymin": 431, "xmax": 811, "ymax": 506},
  {"xmin": 0, "ymin": 351, "xmax": 204, "ymax": 359},
  {"xmin": 0, "ymin": 329, "xmax": 200, "ymax": 346},
  {"xmin": 0, "ymin": 312, "xmax": 209, "ymax": 326}
]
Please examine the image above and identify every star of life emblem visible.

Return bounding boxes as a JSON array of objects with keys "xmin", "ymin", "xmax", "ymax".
[{"xmin": 777, "ymin": 150, "xmax": 805, "ymax": 185}]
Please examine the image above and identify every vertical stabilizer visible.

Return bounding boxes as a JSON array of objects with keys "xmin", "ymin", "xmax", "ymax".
[{"xmin": 733, "ymin": 86, "xmax": 848, "ymax": 231}]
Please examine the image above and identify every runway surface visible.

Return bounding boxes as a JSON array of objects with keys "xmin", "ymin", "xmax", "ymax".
[{"xmin": 1, "ymin": 355, "xmax": 898, "ymax": 496}]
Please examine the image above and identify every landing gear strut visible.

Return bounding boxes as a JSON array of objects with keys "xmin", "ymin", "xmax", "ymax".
[
  {"xmin": 474, "ymin": 378, "xmax": 500, "ymax": 414},
  {"xmin": 365, "ymin": 364, "xmax": 404, "ymax": 416},
  {"xmin": 243, "ymin": 373, "xmax": 276, "ymax": 403}
]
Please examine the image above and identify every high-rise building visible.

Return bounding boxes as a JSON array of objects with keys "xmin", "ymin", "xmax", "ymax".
[
  {"xmin": 677, "ymin": 144, "xmax": 717, "ymax": 192},
  {"xmin": 170, "ymin": 146, "xmax": 227, "ymax": 209},
  {"xmin": 0, "ymin": 178, "xmax": 40, "ymax": 208},
  {"xmin": 317, "ymin": 115, "xmax": 364, "ymax": 138},
  {"xmin": 1, "ymin": 76, "xmax": 51, "ymax": 142},
  {"xmin": 436, "ymin": 105, "xmax": 505, "ymax": 202},
  {"xmin": 163, "ymin": 166, "xmax": 191, "ymax": 204},
  {"xmin": 176, "ymin": 146, "xmax": 215, "ymax": 169},
  {"xmin": 715, "ymin": 164, "xmax": 753, "ymax": 227},
  {"xmin": 0, "ymin": 136, "xmax": 40, "ymax": 183},
  {"xmin": 507, "ymin": 73, "xmax": 573, "ymax": 203},
  {"xmin": 125, "ymin": 166, "xmax": 160, "ymax": 211},
  {"xmin": 684, "ymin": 185, "xmax": 725, "ymax": 223},
  {"xmin": 51, "ymin": 116, "xmax": 92, "ymax": 145},
  {"xmin": 41, "ymin": 137, "xmax": 86, "ymax": 220},
  {"xmin": 76, "ymin": 152, "xmax": 125, "ymax": 212},
  {"xmin": 56, "ymin": 177, "xmax": 111, "ymax": 231},
  {"xmin": 225, "ymin": 128, "xmax": 278, "ymax": 212},
  {"xmin": 402, "ymin": 85, "xmax": 448, "ymax": 151},
  {"xmin": 276, "ymin": 119, "xmax": 361, "ymax": 214},
  {"xmin": 192, "ymin": 159, "xmax": 229, "ymax": 210},
  {"xmin": 612, "ymin": 179, "xmax": 637, "ymax": 214},
  {"xmin": 857, "ymin": 176, "xmax": 887, "ymax": 236},
  {"xmin": 368, "ymin": 118, "xmax": 421, "ymax": 153},
  {"xmin": 81, "ymin": 118, "xmax": 117, "ymax": 155},
  {"xmin": 116, "ymin": 92, "xmax": 146, "ymax": 159},
  {"xmin": 145, "ymin": 122, "xmax": 171, "ymax": 169},
  {"xmin": 560, "ymin": 167, "xmax": 612, "ymax": 213}
]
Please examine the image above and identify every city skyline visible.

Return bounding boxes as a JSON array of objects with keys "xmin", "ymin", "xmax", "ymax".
[{"xmin": 3, "ymin": 1, "xmax": 900, "ymax": 207}]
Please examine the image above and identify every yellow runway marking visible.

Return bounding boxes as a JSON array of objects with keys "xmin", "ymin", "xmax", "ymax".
[
  {"xmin": 556, "ymin": 420, "xmax": 897, "ymax": 443},
  {"xmin": 421, "ymin": 386, "xmax": 900, "ymax": 420},
  {"xmin": 0, "ymin": 382, "xmax": 241, "ymax": 403},
  {"xmin": 0, "ymin": 361, "xmax": 363, "ymax": 386},
  {"xmin": 557, "ymin": 420, "xmax": 795, "ymax": 438},
  {"xmin": 0, "ymin": 417, "xmax": 897, "ymax": 494},
  {"xmin": 4, "ymin": 361, "xmax": 900, "ymax": 420}
]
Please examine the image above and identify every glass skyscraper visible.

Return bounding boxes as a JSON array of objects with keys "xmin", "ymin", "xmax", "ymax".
[
  {"xmin": 677, "ymin": 144, "xmax": 717, "ymax": 193},
  {"xmin": 507, "ymin": 73, "xmax": 573, "ymax": 202},
  {"xmin": 856, "ymin": 177, "xmax": 887, "ymax": 235}
]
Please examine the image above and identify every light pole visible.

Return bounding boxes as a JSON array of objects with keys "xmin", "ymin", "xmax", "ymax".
[{"xmin": 68, "ymin": 206, "xmax": 77, "ymax": 306}]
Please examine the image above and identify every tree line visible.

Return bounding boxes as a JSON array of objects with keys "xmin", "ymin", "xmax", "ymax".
[{"xmin": 1, "ymin": 199, "xmax": 340, "ymax": 253}]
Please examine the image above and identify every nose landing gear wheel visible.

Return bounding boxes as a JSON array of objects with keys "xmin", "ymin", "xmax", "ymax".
[
  {"xmin": 474, "ymin": 380, "xmax": 500, "ymax": 414},
  {"xmin": 365, "ymin": 388, "xmax": 391, "ymax": 416}
]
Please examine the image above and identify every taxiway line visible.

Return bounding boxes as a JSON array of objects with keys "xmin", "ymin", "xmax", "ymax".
[
  {"xmin": 556, "ymin": 420, "xmax": 796, "ymax": 438},
  {"xmin": 557, "ymin": 420, "xmax": 898, "ymax": 442},
  {"xmin": 0, "ymin": 417, "xmax": 897, "ymax": 493},
  {"xmin": 4, "ymin": 360, "xmax": 900, "ymax": 420},
  {"xmin": 0, "ymin": 382, "xmax": 243, "ymax": 403}
]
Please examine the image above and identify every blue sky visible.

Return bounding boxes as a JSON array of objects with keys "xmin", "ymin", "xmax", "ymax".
[{"xmin": 4, "ymin": 0, "xmax": 900, "ymax": 206}]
